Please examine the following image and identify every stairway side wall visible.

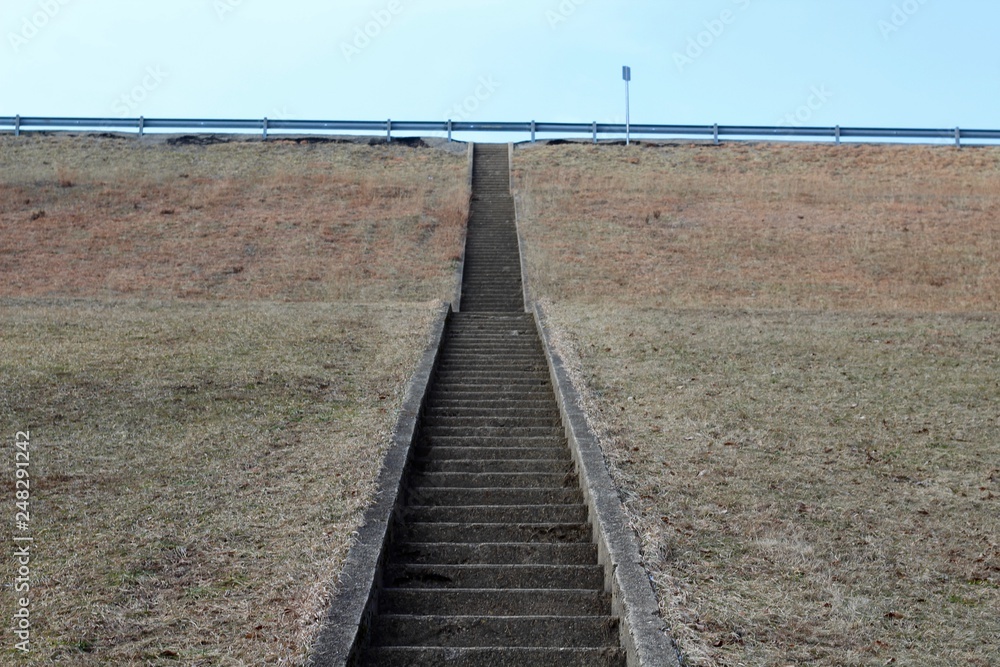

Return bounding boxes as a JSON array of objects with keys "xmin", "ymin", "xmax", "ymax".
[
  {"xmin": 309, "ymin": 305, "xmax": 452, "ymax": 667},
  {"xmin": 508, "ymin": 141, "xmax": 682, "ymax": 667}
]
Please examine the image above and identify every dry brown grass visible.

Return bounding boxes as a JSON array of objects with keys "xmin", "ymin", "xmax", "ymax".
[
  {"xmin": 0, "ymin": 135, "xmax": 467, "ymax": 664},
  {"xmin": 0, "ymin": 134, "xmax": 468, "ymax": 302},
  {"xmin": 1, "ymin": 299, "xmax": 442, "ymax": 665},
  {"xmin": 515, "ymin": 142, "xmax": 1000, "ymax": 666},
  {"xmin": 515, "ymin": 142, "xmax": 1000, "ymax": 313}
]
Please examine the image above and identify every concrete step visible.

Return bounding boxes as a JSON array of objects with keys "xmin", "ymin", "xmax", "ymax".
[
  {"xmin": 413, "ymin": 446, "xmax": 571, "ymax": 461},
  {"xmin": 382, "ymin": 564, "xmax": 606, "ymax": 590},
  {"xmin": 427, "ymin": 389, "xmax": 549, "ymax": 401},
  {"xmin": 403, "ymin": 504, "xmax": 587, "ymax": 524},
  {"xmin": 408, "ymin": 471, "xmax": 578, "ymax": 489},
  {"xmin": 422, "ymin": 415, "xmax": 563, "ymax": 429},
  {"xmin": 417, "ymin": 435, "xmax": 568, "ymax": 449},
  {"xmin": 458, "ymin": 290, "xmax": 523, "ymax": 296},
  {"xmin": 405, "ymin": 487, "xmax": 583, "ymax": 507},
  {"xmin": 443, "ymin": 331, "xmax": 533, "ymax": 337},
  {"xmin": 421, "ymin": 425, "xmax": 566, "ymax": 439},
  {"xmin": 461, "ymin": 273, "xmax": 522, "ymax": 279},
  {"xmin": 448, "ymin": 312, "xmax": 532, "ymax": 320},
  {"xmin": 439, "ymin": 349, "xmax": 542, "ymax": 357},
  {"xmin": 369, "ymin": 615, "xmax": 621, "ymax": 648},
  {"xmin": 445, "ymin": 324, "xmax": 536, "ymax": 331},
  {"xmin": 432, "ymin": 379, "xmax": 551, "ymax": 388},
  {"xmin": 425, "ymin": 407, "xmax": 558, "ymax": 418},
  {"xmin": 459, "ymin": 305, "xmax": 526, "ymax": 313},
  {"xmin": 448, "ymin": 321, "xmax": 533, "ymax": 328},
  {"xmin": 434, "ymin": 370, "xmax": 550, "ymax": 380},
  {"xmin": 412, "ymin": 459, "xmax": 572, "ymax": 474},
  {"xmin": 459, "ymin": 295, "xmax": 524, "ymax": 302},
  {"xmin": 463, "ymin": 256, "xmax": 520, "ymax": 261},
  {"xmin": 437, "ymin": 355, "xmax": 543, "ymax": 364},
  {"xmin": 441, "ymin": 348, "xmax": 536, "ymax": 355},
  {"xmin": 360, "ymin": 646, "xmax": 626, "ymax": 667},
  {"xmin": 379, "ymin": 588, "xmax": 612, "ymax": 616},
  {"xmin": 431, "ymin": 381, "xmax": 551, "ymax": 390},
  {"xmin": 439, "ymin": 346, "xmax": 541, "ymax": 353},
  {"xmin": 444, "ymin": 330, "xmax": 536, "ymax": 337},
  {"xmin": 436, "ymin": 355, "xmax": 545, "ymax": 364},
  {"xmin": 397, "ymin": 522, "xmax": 592, "ymax": 545},
  {"xmin": 426, "ymin": 399, "xmax": 555, "ymax": 411},
  {"xmin": 434, "ymin": 366, "xmax": 549, "ymax": 378},
  {"xmin": 426, "ymin": 406, "xmax": 556, "ymax": 417},
  {"xmin": 462, "ymin": 255, "xmax": 520, "ymax": 261},
  {"xmin": 440, "ymin": 353, "xmax": 539, "ymax": 360},
  {"xmin": 388, "ymin": 541, "xmax": 598, "ymax": 566},
  {"xmin": 458, "ymin": 299, "xmax": 524, "ymax": 305},
  {"xmin": 429, "ymin": 389, "xmax": 555, "ymax": 400}
]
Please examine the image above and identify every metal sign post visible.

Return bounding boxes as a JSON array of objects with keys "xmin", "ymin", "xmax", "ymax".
[{"xmin": 622, "ymin": 65, "xmax": 631, "ymax": 145}]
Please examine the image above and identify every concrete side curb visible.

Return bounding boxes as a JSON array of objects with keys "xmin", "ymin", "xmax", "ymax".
[
  {"xmin": 308, "ymin": 303, "xmax": 451, "ymax": 667},
  {"xmin": 452, "ymin": 143, "xmax": 475, "ymax": 310},
  {"xmin": 533, "ymin": 303, "xmax": 682, "ymax": 667},
  {"xmin": 468, "ymin": 142, "xmax": 475, "ymax": 188},
  {"xmin": 508, "ymin": 142, "xmax": 680, "ymax": 666},
  {"xmin": 509, "ymin": 143, "xmax": 533, "ymax": 312}
]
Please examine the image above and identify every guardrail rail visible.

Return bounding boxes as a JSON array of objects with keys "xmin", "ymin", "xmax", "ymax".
[{"xmin": 3, "ymin": 116, "xmax": 1000, "ymax": 146}]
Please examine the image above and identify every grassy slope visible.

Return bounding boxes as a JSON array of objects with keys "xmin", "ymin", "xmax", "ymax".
[
  {"xmin": 514, "ymin": 142, "xmax": 1000, "ymax": 667},
  {"xmin": 2, "ymin": 300, "xmax": 437, "ymax": 665},
  {"xmin": 516, "ymin": 142, "xmax": 998, "ymax": 312},
  {"xmin": 0, "ymin": 135, "xmax": 466, "ymax": 665},
  {"xmin": 0, "ymin": 134, "xmax": 467, "ymax": 302}
]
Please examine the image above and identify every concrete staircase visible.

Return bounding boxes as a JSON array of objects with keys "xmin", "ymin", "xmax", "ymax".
[
  {"xmin": 357, "ymin": 144, "xmax": 626, "ymax": 666},
  {"xmin": 459, "ymin": 144, "xmax": 524, "ymax": 312}
]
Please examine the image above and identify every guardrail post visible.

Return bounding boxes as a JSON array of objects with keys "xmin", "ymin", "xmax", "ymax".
[
  {"xmin": 955, "ymin": 127, "xmax": 961, "ymax": 149},
  {"xmin": 531, "ymin": 120, "xmax": 536, "ymax": 143},
  {"xmin": 835, "ymin": 125, "xmax": 841, "ymax": 145},
  {"xmin": 387, "ymin": 119, "xmax": 392, "ymax": 143},
  {"xmin": 447, "ymin": 119, "xmax": 453, "ymax": 142},
  {"xmin": 713, "ymin": 123, "xmax": 719, "ymax": 146},
  {"xmin": 592, "ymin": 121, "xmax": 597, "ymax": 144},
  {"xmin": 14, "ymin": 114, "xmax": 20, "ymax": 137},
  {"xmin": 139, "ymin": 116, "xmax": 144, "ymax": 138},
  {"xmin": 263, "ymin": 117, "xmax": 268, "ymax": 140}
]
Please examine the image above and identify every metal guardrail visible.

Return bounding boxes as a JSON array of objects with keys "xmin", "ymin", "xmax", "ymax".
[{"xmin": 2, "ymin": 116, "xmax": 1000, "ymax": 146}]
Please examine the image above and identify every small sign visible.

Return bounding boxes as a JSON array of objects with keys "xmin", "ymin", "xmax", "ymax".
[{"xmin": 622, "ymin": 65, "xmax": 631, "ymax": 82}]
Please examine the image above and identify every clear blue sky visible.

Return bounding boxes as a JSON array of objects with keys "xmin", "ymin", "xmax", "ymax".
[{"xmin": 3, "ymin": 0, "xmax": 999, "ymax": 136}]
